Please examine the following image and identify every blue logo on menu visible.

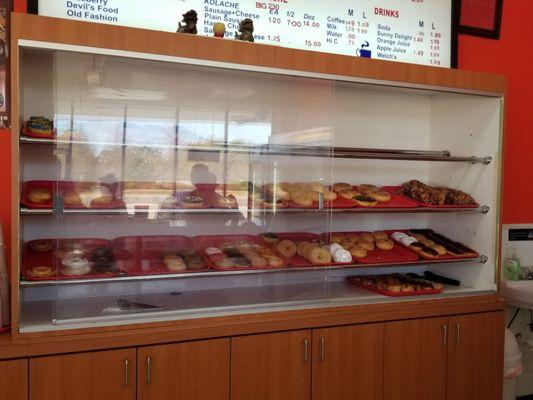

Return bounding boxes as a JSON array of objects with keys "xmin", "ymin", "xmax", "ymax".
[{"xmin": 357, "ymin": 41, "xmax": 372, "ymax": 58}]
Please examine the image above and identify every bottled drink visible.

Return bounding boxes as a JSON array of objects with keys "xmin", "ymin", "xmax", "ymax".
[{"xmin": 505, "ymin": 248, "xmax": 522, "ymax": 281}]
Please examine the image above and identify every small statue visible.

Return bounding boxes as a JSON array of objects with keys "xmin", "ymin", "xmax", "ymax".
[
  {"xmin": 235, "ymin": 18, "xmax": 254, "ymax": 42},
  {"xmin": 177, "ymin": 10, "xmax": 198, "ymax": 35},
  {"xmin": 213, "ymin": 22, "xmax": 226, "ymax": 38}
]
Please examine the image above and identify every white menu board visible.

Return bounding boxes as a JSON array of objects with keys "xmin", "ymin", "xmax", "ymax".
[{"xmin": 37, "ymin": 0, "xmax": 452, "ymax": 67}]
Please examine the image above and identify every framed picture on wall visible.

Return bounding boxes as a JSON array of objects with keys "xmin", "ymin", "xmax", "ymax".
[{"xmin": 458, "ymin": 0, "xmax": 504, "ymax": 39}]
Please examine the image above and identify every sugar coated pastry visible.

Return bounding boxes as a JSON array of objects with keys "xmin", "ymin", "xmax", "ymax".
[
  {"xmin": 329, "ymin": 243, "xmax": 344, "ymax": 255},
  {"xmin": 332, "ymin": 248, "xmax": 352, "ymax": 263}
]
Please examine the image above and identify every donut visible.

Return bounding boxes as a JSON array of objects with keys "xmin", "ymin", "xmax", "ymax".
[
  {"xmin": 30, "ymin": 240, "xmax": 52, "ymax": 253},
  {"xmin": 372, "ymin": 190, "xmax": 391, "ymax": 203},
  {"xmin": 331, "ymin": 233, "xmax": 345, "ymax": 243},
  {"xmin": 340, "ymin": 238, "xmax": 358, "ymax": 249},
  {"xmin": 353, "ymin": 195, "xmax": 378, "ymax": 207},
  {"xmin": 63, "ymin": 191, "xmax": 81, "ymax": 205},
  {"xmin": 293, "ymin": 194, "xmax": 314, "ymax": 207},
  {"xmin": 234, "ymin": 257, "xmax": 252, "ymax": 267},
  {"xmin": 29, "ymin": 265, "xmax": 53, "ymax": 278},
  {"xmin": 308, "ymin": 247, "xmax": 332, "ymax": 264},
  {"xmin": 215, "ymin": 259, "xmax": 234, "ymax": 268},
  {"xmin": 297, "ymin": 242, "xmax": 312, "ymax": 257},
  {"xmin": 27, "ymin": 189, "xmax": 52, "ymax": 204},
  {"xmin": 332, "ymin": 248, "xmax": 352, "ymax": 263},
  {"xmin": 349, "ymin": 247, "xmax": 368, "ymax": 259},
  {"xmin": 323, "ymin": 190, "xmax": 337, "ymax": 201},
  {"xmin": 358, "ymin": 184, "xmax": 379, "ymax": 195},
  {"xmin": 432, "ymin": 244, "xmax": 447, "ymax": 256},
  {"xmin": 419, "ymin": 246, "xmax": 440, "ymax": 259},
  {"xmin": 332, "ymin": 183, "xmax": 352, "ymax": 193},
  {"xmin": 268, "ymin": 257, "xmax": 284, "ymax": 267},
  {"xmin": 358, "ymin": 241, "xmax": 375, "ymax": 251},
  {"xmin": 289, "ymin": 190, "xmax": 307, "ymax": 201},
  {"xmin": 359, "ymin": 233, "xmax": 375, "ymax": 243},
  {"xmin": 310, "ymin": 182, "xmax": 324, "ymax": 193},
  {"xmin": 261, "ymin": 233, "xmax": 280, "ymax": 244},
  {"xmin": 309, "ymin": 191, "xmax": 321, "ymax": 202},
  {"xmin": 345, "ymin": 233, "xmax": 360, "ymax": 241},
  {"xmin": 164, "ymin": 255, "xmax": 187, "ymax": 271},
  {"xmin": 181, "ymin": 196, "xmax": 204, "ymax": 209},
  {"xmin": 373, "ymin": 231, "xmax": 388, "ymax": 241},
  {"xmin": 338, "ymin": 190, "xmax": 359, "ymax": 199},
  {"xmin": 376, "ymin": 239, "xmax": 395, "ymax": 251},
  {"xmin": 248, "ymin": 255, "xmax": 268, "ymax": 267},
  {"xmin": 276, "ymin": 239, "xmax": 297, "ymax": 258}
]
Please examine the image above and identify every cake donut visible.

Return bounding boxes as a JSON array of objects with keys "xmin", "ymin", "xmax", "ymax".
[
  {"xmin": 275, "ymin": 239, "xmax": 297, "ymax": 258},
  {"xmin": 376, "ymin": 239, "xmax": 395, "ymax": 251}
]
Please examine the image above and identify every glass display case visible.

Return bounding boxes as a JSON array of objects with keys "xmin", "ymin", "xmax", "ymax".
[{"xmin": 15, "ymin": 43, "xmax": 503, "ymax": 333}]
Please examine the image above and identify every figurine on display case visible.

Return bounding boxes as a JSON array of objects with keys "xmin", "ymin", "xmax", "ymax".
[
  {"xmin": 235, "ymin": 18, "xmax": 254, "ymax": 42},
  {"xmin": 177, "ymin": 10, "xmax": 198, "ymax": 35},
  {"xmin": 213, "ymin": 22, "xmax": 226, "ymax": 38}
]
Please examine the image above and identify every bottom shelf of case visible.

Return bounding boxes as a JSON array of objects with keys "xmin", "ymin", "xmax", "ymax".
[{"xmin": 19, "ymin": 273, "xmax": 496, "ymax": 333}]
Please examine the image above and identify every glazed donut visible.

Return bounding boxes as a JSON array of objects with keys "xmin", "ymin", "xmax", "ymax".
[
  {"xmin": 248, "ymin": 255, "xmax": 268, "ymax": 267},
  {"xmin": 432, "ymin": 244, "xmax": 447, "ymax": 256},
  {"xmin": 308, "ymin": 247, "xmax": 332, "ymax": 264},
  {"xmin": 289, "ymin": 190, "xmax": 307, "ymax": 201},
  {"xmin": 359, "ymin": 233, "xmax": 375, "ymax": 243},
  {"xmin": 293, "ymin": 194, "xmax": 314, "ymax": 207},
  {"xmin": 340, "ymin": 238, "xmax": 358, "ymax": 249},
  {"xmin": 373, "ymin": 231, "xmax": 388, "ymax": 241},
  {"xmin": 29, "ymin": 265, "xmax": 53, "ymax": 278},
  {"xmin": 215, "ymin": 259, "xmax": 234, "ymax": 268},
  {"xmin": 276, "ymin": 239, "xmax": 297, "ymax": 258},
  {"xmin": 349, "ymin": 246, "xmax": 368, "ymax": 259},
  {"xmin": 310, "ymin": 182, "xmax": 324, "ymax": 193},
  {"xmin": 338, "ymin": 190, "xmax": 359, "ymax": 200},
  {"xmin": 309, "ymin": 191, "xmax": 321, "ymax": 202},
  {"xmin": 372, "ymin": 190, "xmax": 391, "ymax": 203},
  {"xmin": 332, "ymin": 183, "xmax": 352, "ymax": 193},
  {"xmin": 345, "ymin": 232, "xmax": 360, "ymax": 241},
  {"xmin": 376, "ymin": 239, "xmax": 395, "ymax": 251},
  {"xmin": 358, "ymin": 241, "xmax": 375, "ymax": 251}
]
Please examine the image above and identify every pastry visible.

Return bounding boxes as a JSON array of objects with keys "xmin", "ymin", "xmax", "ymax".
[
  {"xmin": 358, "ymin": 241, "xmax": 375, "ymax": 251},
  {"xmin": 233, "ymin": 257, "xmax": 252, "ymax": 267},
  {"xmin": 264, "ymin": 184, "xmax": 290, "ymax": 201},
  {"xmin": 181, "ymin": 196, "xmax": 205, "ymax": 209},
  {"xmin": 26, "ymin": 188, "xmax": 52, "ymax": 204},
  {"xmin": 215, "ymin": 194, "xmax": 237, "ymax": 209},
  {"xmin": 261, "ymin": 233, "xmax": 280, "ymax": 244},
  {"xmin": 376, "ymin": 239, "xmax": 395, "ymax": 251},
  {"xmin": 28, "ymin": 265, "xmax": 54, "ymax": 278},
  {"xmin": 184, "ymin": 255, "xmax": 206, "ymax": 270},
  {"xmin": 90, "ymin": 247, "xmax": 116, "ymax": 273},
  {"xmin": 297, "ymin": 242, "xmax": 313, "ymax": 257},
  {"xmin": 359, "ymin": 233, "xmax": 375, "ymax": 243},
  {"xmin": 358, "ymin": 184, "xmax": 379, "ymax": 195},
  {"xmin": 373, "ymin": 231, "xmax": 388, "ymax": 241},
  {"xmin": 86, "ymin": 185, "xmax": 114, "ymax": 205},
  {"xmin": 57, "ymin": 242, "xmax": 86, "ymax": 259},
  {"xmin": 372, "ymin": 190, "xmax": 391, "ymax": 203},
  {"xmin": 345, "ymin": 232, "xmax": 360, "ymax": 241},
  {"xmin": 353, "ymin": 195, "xmax": 378, "ymax": 207},
  {"xmin": 63, "ymin": 191, "xmax": 81, "ymax": 205},
  {"xmin": 275, "ymin": 239, "xmax": 297, "ymax": 258},
  {"xmin": 268, "ymin": 256, "xmax": 284, "ymax": 267},
  {"xmin": 349, "ymin": 246, "xmax": 367, "ymax": 259},
  {"xmin": 400, "ymin": 180, "xmax": 477, "ymax": 206},
  {"xmin": 419, "ymin": 246, "xmax": 440, "ymax": 259},
  {"xmin": 215, "ymin": 259, "xmax": 234, "ymax": 268},
  {"xmin": 331, "ymin": 233, "xmax": 345, "ymax": 243},
  {"xmin": 307, "ymin": 246, "xmax": 332, "ymax": 264},
  {"xmin": 332, "ymin": 248, "xmax": 352, "ymax": 263},
  {"xmin": 263, "ymin": 196, "xmax": 289, "ymax": 209},
  {"xmin": 29, "ymin": 240, "xmax": 52, "ymax": 253},
  {"xmin": 61, "ymin": 256, "xmax": 91, "ymax": 276},
  {"xmin": 339, "ymin": 238, "xmax": 358, "ymax": 249},
  {"xmin": 432, "ymin": 244, "xmax": 447, "ymax": 256},
  {"xmin": 291, "ymin": 191, "xmax": 314, "ymax": 207},
  {"xmin": 338, "ymin": 190, "xmax": 359, "ymax": 200},
  {"xmin": 164, "ymin": 254, "xmax": 187, "ymax": 271},
  {"xmin": 323, "ymin": 190, "xmax": 337, "ymax": 202},
  {"xmin": 248, "ymin": 255, "xmax": 268, "ymax": 267},
  {"xmin": 332, "ymin": 183, "xmax": 352, "ymax": 193},
  {"xmin": 26, "ymin": 116, "xmax": 53, "ymax": 136}
]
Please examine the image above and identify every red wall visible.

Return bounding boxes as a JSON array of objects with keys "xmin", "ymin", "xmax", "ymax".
[{"xmin": 458, "ymin": 0, "xmax": 531, "ymax": 224}]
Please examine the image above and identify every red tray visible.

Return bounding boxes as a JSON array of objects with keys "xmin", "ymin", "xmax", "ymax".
[
  {"xmin": 22, "ymin": 239, "xmax": 120, "ymax": 281},
  {"xmin": 349, "ymin": 185, "xmax": 419, "ymax": 209},
  {"xmin": 382, "ymin": 186, "xmax": 480, "ymax": 209},
  {"xmin": 113, "ymin": 236, "xmax": 210, "ymax": 275},
  {"xmin": 0, "ymin": 325, "xmax": 10, "ymax": 334},
  {"xmin": 387, "ymin": 230, "xmax": 479, "ymax": 261},
  {"xmin": 324, "ymin": 231, "xmax": 420, "ymax": 264},
  {"xmin": 21, "ymin": 181, "xmax": 125, "ymax": 210},
  {"xmin": 194, "ymin": 235, "xmax": 287, "ymax": 271},
  {"xmin": 347, "ymin": 277, "xmax": 443, "ymax": 297},
  {"xmin": 21, "ymin": 122, "xmax": 55, "ymax": 139}
]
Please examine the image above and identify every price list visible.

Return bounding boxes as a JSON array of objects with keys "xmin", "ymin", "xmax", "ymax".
[{"xmin": 39, "ymin": 0, "xmax": 452, "ymax": 67}]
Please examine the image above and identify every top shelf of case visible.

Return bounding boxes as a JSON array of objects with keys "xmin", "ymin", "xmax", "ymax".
[{"xmin": 19, "ymin": 136, "xmax": 492, "ymax": 165}]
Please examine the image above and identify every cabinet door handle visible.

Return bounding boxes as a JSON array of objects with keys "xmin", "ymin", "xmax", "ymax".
[
  {"xmin": 441, "ymin": 324, "xmax": 448, "ymax": 346},
  {"xmin": 319, "ymin": 337, "xmax": 325, "ymax": 361},
  {"xmin": 124, "ymin": 359, "xmax": 130, "ymax": 386},
  {"xmin": 455, "ymin": 323, "xmax": 461, "ymax": 345},
  {"xmin": 303, "ymin": 339, "xmax": 309, "ymax": 363},
  {"xmin": 146, "ymin": 356, "xmax": 152, "ymax": 384}
]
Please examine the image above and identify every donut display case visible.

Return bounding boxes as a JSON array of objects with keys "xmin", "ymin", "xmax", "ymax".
[{"xmin": 13, "ymin": 42, "xmax": 503, "ymax": 334}]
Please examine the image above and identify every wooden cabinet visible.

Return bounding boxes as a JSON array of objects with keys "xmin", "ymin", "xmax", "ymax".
[
  {"xmin": 384, "ymin": 312, "xmax": 504, "ymax": 400},
  {"xmin": 29, "ymin": 348, "xmax": 136, "ymax": 400},
  {"xmin": 383, "ymin": 317, "xmax": 448, "ymax": 400},
  {"xmin": 137, "ymin": 338, "xmax": 230, "ymax": 400},
  {"xmin": 447, "ymin": 311, "xmax": 504, "ymax": 400},
  {"xmin": 312, "ymin": 323, "xmax": 383, "ymax": 400},
  {"xmin": 231, "ymin": 330, "xmax": 312, "ymax": 400},
  {"xmin": 0, "ymin": 359, "xmax": 28, "ymax": 400}
]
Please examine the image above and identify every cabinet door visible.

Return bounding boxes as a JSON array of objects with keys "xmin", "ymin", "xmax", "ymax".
[
  {"xmin": 312, "ymin": 323, "xmax": 383, "ymax": 400},
  {"xmin": 0, "ymin": 359, "xmax": 28, "ymax": 400},
  {"xmin": 231, "ymin": 330, "xmax": 311, "ymax": 400},
  {"xmin": 447, "ymin": 311, "xmax": 504, "ymax": 400},
  {"xmin": 30, "ymin": 348, "xmax": 136, "ymax": 400},
  {"xmin": 383, "ymin": 317, "xmax": 448, "ymax": 400},
  {"xmin": 138, "ymin": 338, "xmax": 230, "ymax": 400}
]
